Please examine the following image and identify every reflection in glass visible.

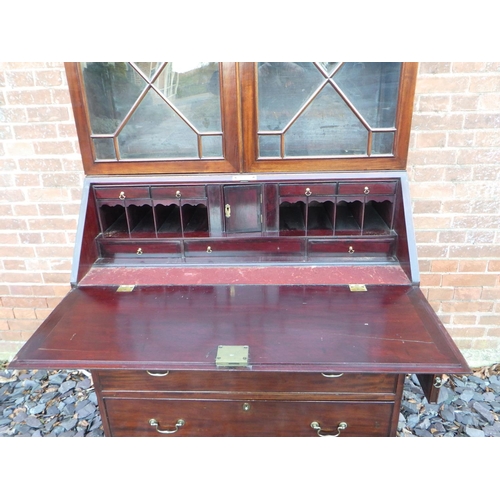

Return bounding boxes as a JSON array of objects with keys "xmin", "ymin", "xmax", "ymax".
[
  {"xmin": 259, "ymin": 135, "xmax": 281, "ymax": 157},
  {"xmin": 258, "ymin": 62, "xmax": 324, "ymax": 132},
  {"xmin": 81, "ymin": 62, "xmax": 222, "ymax": 160},
  {"xmin": 118, "ymin": 89, "xmax": 198, "ymax": 159},
  {"xmin": 333, "ymin": 63, "xmax": 401, "ymax": 128},
  {"xmin": 82, "ymin": 63, "xmax": 144, "ymax": 135},
  {"xmin": 156, "ymin": 62, "xmax": 221, "ymax": 133},
  {"xmin": 318, "ymin": 62, "xmax": 341, "ymax": 76},
  {"xmin": 201, "ymin": 135, "xmax": 223, "ymax": 158},
  {"xmin": 256, "ymin": 62, "xmax": 402, "ymax": 158},
  {"xmin": 285, "ymin": 84, "xmax": 367, "ymax": 156},
  {"xmin": 372, "ymin": 132, "xmax": 395, "ymax": 155},
  {"xmin": 93, "ymin": 138, "xmax": 116, "ymax": 160}
]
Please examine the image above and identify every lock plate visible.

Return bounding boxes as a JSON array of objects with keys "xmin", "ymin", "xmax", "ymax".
[{"xmin": 216, "ymin": 345, "xmax": 249, "ymax": 367}]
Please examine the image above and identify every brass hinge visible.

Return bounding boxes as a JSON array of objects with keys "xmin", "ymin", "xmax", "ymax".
[
  {"xmin": 216, "ymin": 345, "xmax": 249, "ymax": 367},
  {"xmin": 349, "ymin": 284, "xmax": 367, "ymax": 292}
]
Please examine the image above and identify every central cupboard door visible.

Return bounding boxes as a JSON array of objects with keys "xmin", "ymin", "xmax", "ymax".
[{"xmin": 223, "ymin": 184, "xmax": 262, "ymax": 233}]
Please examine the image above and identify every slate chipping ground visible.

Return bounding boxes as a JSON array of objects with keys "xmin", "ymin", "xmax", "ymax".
[{"xmin": 1, "ymin": 359, "xmax": 499, "ymax": 437}]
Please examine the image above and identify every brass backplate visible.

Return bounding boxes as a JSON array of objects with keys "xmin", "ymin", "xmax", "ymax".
[{"xmin": 216, "ymin": 345, "xmax": 249, "ymax": 367}]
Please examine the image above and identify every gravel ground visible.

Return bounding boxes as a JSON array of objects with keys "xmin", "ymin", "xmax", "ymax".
[{"xmin": 1, "ymin": 360, "xmax": 499, "ymax": 437}]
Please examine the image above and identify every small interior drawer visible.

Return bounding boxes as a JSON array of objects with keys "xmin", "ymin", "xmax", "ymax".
[
  {"xmin": 338, "ymin": 182, "xmax": 397, "ymax": 196},
  {"xmin": 279, "ymin": 183, "xmax": 336, "ymax": 197},
  {"xmin": 184, "ymin": 238, "xmax": 304, "ymax": 257},
  {"xmin": 104, "ymin": 398, "xmax": 395, "ymax": 437},
  {"xmin": 151, "ymin": 185, "xmax": 206, "ymax": 200},
  {"xmin": 98, "ymin": 240, "xmax": 182, "ymax": 257},
  {"xmin": 94, "ymin": 186, "xmax": 150, "ymax": 200},
  {"xmin": 308, "ymin": 238, "xmax": 396, "ymax": 257}
]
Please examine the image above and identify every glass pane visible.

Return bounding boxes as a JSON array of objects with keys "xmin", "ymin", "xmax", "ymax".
[
  {"xmin": 318, "ymin": 62, "xmax": 340, "ymax": 76},
  {"xmin": 93, "ymin": 138, "xmax": 116, "ymax": 160},
  {"xmin": 285, "ymin": 84, "xmax": 367, "ymax": 156},
  {"xmin": 258, "ymin": 135, "xmax": 281, "ymax": 157},
  {"xmin": 118, "ymin": 88, "xmax": 198, "ymax": 159},
  {"xmin": 333, "ymin": 62, "xmax": 401, "ymax": 128},
  {"xmin": 372, "ymin": 131, "xmax": 394, "ymax": 155},
  {"xmin": 201, "ymin": 135, "xmax": 223, "ymax": 157},
  {"xmin": 81, "ymin": 63, "xmax": 145, "ymax": 134},
  {"xmin": 257, "ymin": 62, "xmax": 324, "ymax": 132},
  {"xmin": 156, "ymin": 62, "xmax": 222, "ymax": 133},
  {"xmin": 133, "ymin": 62, "xmax": 163, "ymax": 81}
]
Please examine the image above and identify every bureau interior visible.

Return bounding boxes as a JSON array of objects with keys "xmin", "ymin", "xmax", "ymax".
[{"xmin": 83, "ymin": 175, "xmax": 411, "ymax": 273}]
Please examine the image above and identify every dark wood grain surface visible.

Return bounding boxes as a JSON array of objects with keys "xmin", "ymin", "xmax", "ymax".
[
  {"xmin": 11, "ymin": 284, "xmax": 469, "ymax": 373},
  {"xmin": 104, "ymin": 398, "xmax": 395, "ymax": 437}
]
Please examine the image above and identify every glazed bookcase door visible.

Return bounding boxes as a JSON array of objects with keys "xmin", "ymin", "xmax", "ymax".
[
  {"xmin": 66, "ymin": 62, "xmax": 241, "ymax": 175},
  {"xmin": 66, "ymin": 62, "xmax": 417, "ymax": 175},
  {"xmin": 240, "ymin": 62, "xmax": 418, "ymax": 172}
]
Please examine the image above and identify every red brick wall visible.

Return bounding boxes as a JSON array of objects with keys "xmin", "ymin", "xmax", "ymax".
[
  {"xmin": 1, "ymin": 62, "xmax": 499, "ymax": 364},
  {"xmin": 0, "ymin": 62, "xmax": 84, "ymax": 358},
  {"xmin": 409, "ymin": 62, "xmax": 500, "ymax": 365}
]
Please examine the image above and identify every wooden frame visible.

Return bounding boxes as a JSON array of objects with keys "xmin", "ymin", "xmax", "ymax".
[
  {"xmin": 65, "ymin": 62, "xmax": 242, "ymax": 175},
  {"xmin": 240, "ymin": 62, "xmax": 418, "ymax": 172},
  {"xmin": 66, "ymin": 62, "xmax": 418, "ymax": 175}
]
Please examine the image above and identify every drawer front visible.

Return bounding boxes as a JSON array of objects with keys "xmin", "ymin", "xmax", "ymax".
[
  {"xmin": 99, "ymin": 241, "xmax": 182, "ymax": 257},
  {"xmin": 104, "ymin": 398, "xmax": 394, "ymax": 437},
  {"xmin": 279, "ymin": 183, "xmax": 336, "ymax": 197},
  {"xmin": 151, "ymin": 185, "xmax": 206, "ymax": 199},
  {"xmin": 338, "ymin": 182, "xmax": 396, "ymax": 196},
  {"xmin": 308, "ymin": 238, "xmax": 395, "ymax": 257},
  {"xmin": 94, "ymin": 186, "xmax": 150, "ymax": 200},
  {"xmin": 184, "ymin": 238, "xmax": 305, "ymax": 257},
  {"xmin": 97, "ymin": 370, "xmax": 398, "ymax": 395}
]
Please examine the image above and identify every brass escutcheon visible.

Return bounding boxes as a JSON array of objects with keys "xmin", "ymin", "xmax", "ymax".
[
  {"xmin": 175, "ymin": 190, "xmax": 181, "ymax": 198},
  {"xmin": 364, "ymin": 186, "xmax": 370, "ymax": 194},
  {"xmin": 348, "ymin": 246, "xmax": 355, "ymax": 254},
  {"xmin": 206, "ymin": 246, "xmax": 212, "ymax": 253},
  {"xmin": 136, "ymin": 248, "xmax": 143, "ymax": 255},
  {"xmin": 119, "ymin": 191, "xmax": 126, "ymax": 200},
  {"xmin": 305, "ymin": 187, "xmax": 312, "ymax": 196}
]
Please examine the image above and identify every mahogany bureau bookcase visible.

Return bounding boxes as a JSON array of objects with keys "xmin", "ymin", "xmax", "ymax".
[{"xmin": 10, "ymin": 62, "xmax": 469, "ymax": 437}]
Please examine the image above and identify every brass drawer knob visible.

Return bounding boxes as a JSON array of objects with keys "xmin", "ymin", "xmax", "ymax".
[
  {"xmin": 348, "ymin": 246, "xmax": 354, "ymax": 254},
  {"xmin": 364, "ymin": 186, "xmax": 370, "ymax": 195},
  {"xmin": 305, "ymin": 187, "xmax": 312, "ymax": 196},
  {"xmin": 136, "ymin": 248, "xmax": 143, "ymax": 255},
  {"xmin": 242, "ymin": 403, "xmax": 251, "ymax": 411},
  {"xmin": 119, "ymin": 191, "xmax": 126, "ymax": 200},
  {"xmin": 206, "ymin": 246, "xmax": 212, "ymax": 253},
  {"xmin": 175, "ymin": 190, "xmax": 181, "ymax": 198},
  {"xmin": 310, "ymin": 421, "xmax": 347, "ymax": 437},
  {"xmin": 149, "ymin": 418, "xmax": 185, "ymax": 434}
]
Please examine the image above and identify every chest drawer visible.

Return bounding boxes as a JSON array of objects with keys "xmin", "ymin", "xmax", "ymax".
[
  {"xmin": 97, "ymin": 370, "xmax": 398, "ymax": 396},
  {"xmin": 103, "ymin": 398, "xmax": 394, "ymax": 437}
]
